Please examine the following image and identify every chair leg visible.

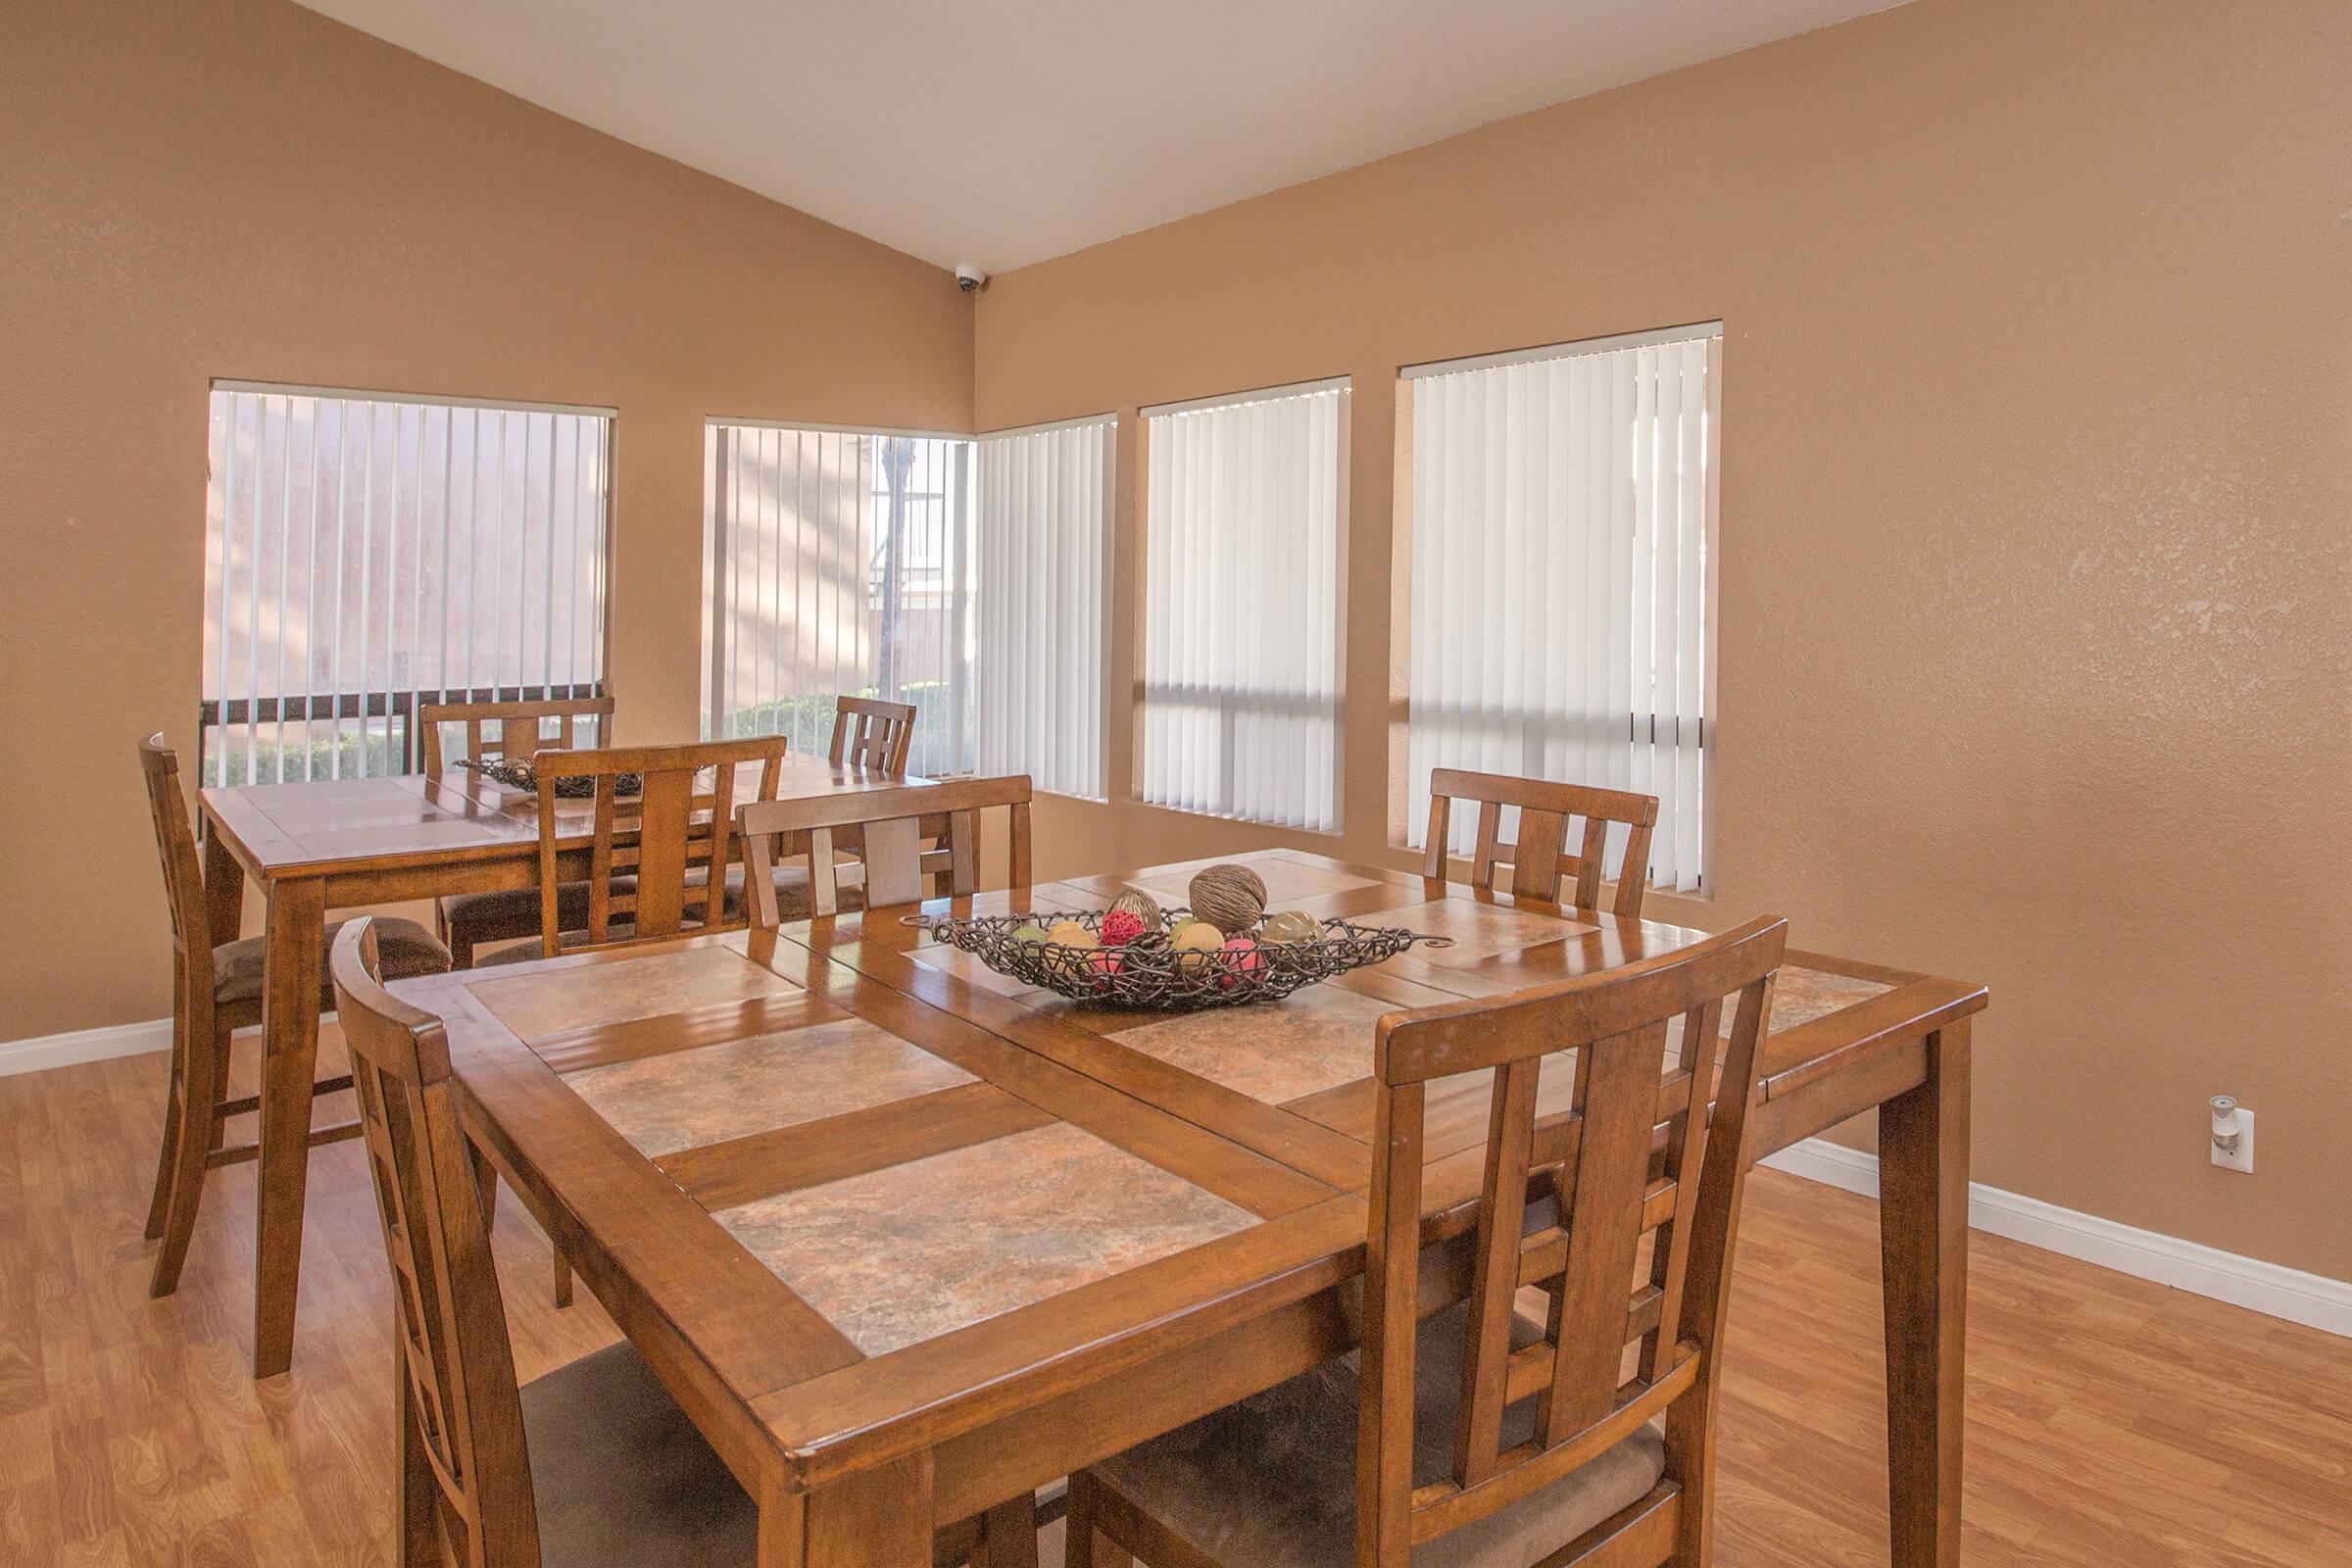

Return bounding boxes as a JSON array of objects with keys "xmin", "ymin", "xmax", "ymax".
[
  {"xmin": 143, "ymin": 1005, "xmax": 187, "ymax": 1240},
  {"xmin": 150, "ymin": 1018, "xmax": 226, "ymax": 1298},
  {"xmin": 973, "ymin": 1493, "xmax": 1040, "ymax": 1568},
  {"xmin": 476, "ymin": 1139, "xmax": 575, "ymax": 1310},
  {"xmin": 467, "ymin": 1141, "xmax": 499, "ymax": 1227},
  {"xmin": 1063, "ymin": 1473, "xmax": 1130, "ymax": 1568}
]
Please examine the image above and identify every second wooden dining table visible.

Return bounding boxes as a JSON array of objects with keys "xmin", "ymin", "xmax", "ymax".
[
  {"xmin": 390, "ymin": 847, "xmax": 1985, "ymax": 1568},
  {"xmin": 197, "ymin": 752, "xmax": 930, "ymax": 1377}
]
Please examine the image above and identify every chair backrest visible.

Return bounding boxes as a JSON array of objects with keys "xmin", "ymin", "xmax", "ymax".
[
  {"xmin": 532, "ymin": 737, "xmax": 790, "ymax": 955},
  {"xmin": 1422, "ymin": 768, "xmax": 1660, "ymax": 918},
  {"xmin": 329, "ymin": 920, "xmax": 540, "ymax": 1567},
  {"xmin": 420, "ymin": 697, "xmax": 614, "ymax": 778},
  {"xmin": 827, "ymin": 696, "xmax": 917, "ymax": 773},
  {"xmin": 738, "ymin": 774, "xmax": 1033, "ymax": 922},
  {"xmin": 138, "ymin": 736, "xmax": 217, "ymax": 1035},
  {"xmin": 1356, "ymin": 915, "xmax": 1787, "ymax": 1567}
]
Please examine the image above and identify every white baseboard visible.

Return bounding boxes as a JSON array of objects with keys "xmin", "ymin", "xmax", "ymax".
[
  {"xmin": 0, "ymin": 1016, "xmax": 173, "ymax": 1078},
  {"xmin": 1759, "ymin": 1138, "xmax": 2352, "ymax": 1340}
]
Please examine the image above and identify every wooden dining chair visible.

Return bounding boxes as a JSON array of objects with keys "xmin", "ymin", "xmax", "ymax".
[
  {"xmin": 738, "ymin": 774, "xmax": 1034, "ymax": 922},
  {"xmin": 135, "ymin": 735, "xmax": 453, "ymax": 1298},
  {"xmin": 330, "ymin": 918, "xmax": 753, "ymax": 1565},
  {"xmin": 1423, "ymin": 768, "xmax": 1661, "ymax": 918},
  {"xmin": 1066, "ymin": 913, "xmax": 1788, "ymax": 1568},
  {"xmin": 829, "ymin": 695, "xmax": 917, "ymax": 772},
  {"xmin": 328, "ymin": 918, "xmax": 1043, "ymax": 1568},
  {"xmin": 420, "ymin": 697, "xmax": 617, "ymax": 967},
  {"xmin": 508, "ymin": 736, "xmax": 790, "ymax": 958}
]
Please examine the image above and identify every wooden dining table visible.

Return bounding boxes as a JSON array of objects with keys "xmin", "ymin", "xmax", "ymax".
[
  {"xmin": 388, "ymin": 847, "xmax": 1986, "ymax": 1567},
  {"xmin": 196, "ymin": 753, "xmax": 930, "ymax": 1378}
]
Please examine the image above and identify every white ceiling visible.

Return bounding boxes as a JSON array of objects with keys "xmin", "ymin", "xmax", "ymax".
[{"xmin": 296, "ymin": 0, "xmax": 1903, "ymax": 275}]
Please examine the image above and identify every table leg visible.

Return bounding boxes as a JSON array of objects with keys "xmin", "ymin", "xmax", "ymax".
[
  {"xmin": 759, "ymin": 1453, "xmax": 933, "ymax": 1567},
  {"xmin": 202, "ymin": 819, "xmax": 245, "ymax": 948},
  {"xmin": 1877, "ymin": 1017, "xmax": 1970, "ymax": 1568},
  {"xmin": 253, "ymin": 875, "xmax": 325, "ymax": 1379}
]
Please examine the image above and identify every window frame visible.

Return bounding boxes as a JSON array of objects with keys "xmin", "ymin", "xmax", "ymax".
[
  {"xmin": 1392, "ymin": 323, "xmax": 1721, "ymax": 894},
  {"xmin": 1138, "ymin": 376, "xmax": 1350, "ymax": 832},
  {"xmin": 198, "ymin": 379, "xmax": 616, "ymax": 788}
]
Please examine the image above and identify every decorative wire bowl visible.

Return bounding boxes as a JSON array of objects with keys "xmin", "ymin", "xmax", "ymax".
[
  {"xmin": 459, "ymin": 758, "xmax": 644, "ymax": 799},
  {"xmin": 905, "ymin": 907, "xmax": 1453, "ymax": 1011}
]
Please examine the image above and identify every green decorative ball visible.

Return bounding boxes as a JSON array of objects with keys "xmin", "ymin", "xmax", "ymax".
[{"xmin": 1188, "ymin": 864, "xmax": 1268, "ymax": 936}]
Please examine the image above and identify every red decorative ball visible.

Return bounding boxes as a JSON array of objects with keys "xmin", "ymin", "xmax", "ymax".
[
  {"xmin": 1098, "ymin": 908, "xmax": 1148, "ymax": 947},
  {"xmin": 1218, "ymin": 937, "xmax": 1266, "ymax": 991},
  {"xmin": 1087, "ymin": 950, "xmax": 1124, "ymax": 990}
]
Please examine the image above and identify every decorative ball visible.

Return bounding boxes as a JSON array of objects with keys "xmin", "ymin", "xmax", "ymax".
[
  {"xmin": 1169, "ymin": 920, "xmax": 1225, "ymax": 974},
  {"xmin": 1260, "ymin": 909, "xmax": 1323, "ymax": 946},
  {"xmin": 1086, "ymin": 949, "xmax": 1124, "ymax": 989},
  {"xmin": 1188, "ymin": 864, "xmax": 1268, "ymax": 936},
  {"xmin": 1009, "ymin": 923, "xmax": 1050, "ymax": 948},
  {"xmin": 1043, "ymin": 920, "xmax": 1100, "ymax": 980},
  {"xmin": 1218, "ymin": 937, "xmax": 1267, "ymax": 991},
  {"xmin": 1106, "ymin": 889, "xmax": 1164, "ymax": 937},
  {"xmin": 1099, "ymin": 908, "xmax": 1148, "ymax": 947}
]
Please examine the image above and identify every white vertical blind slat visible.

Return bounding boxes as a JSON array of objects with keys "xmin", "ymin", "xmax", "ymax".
[{"xmin": 1405, "ymin": 328, "xmax": 1717, "ymax": 892}]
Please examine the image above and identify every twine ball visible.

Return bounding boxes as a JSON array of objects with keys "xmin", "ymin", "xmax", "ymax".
[
  {"xmin": 1188, "ymin": 864, "xmax": 1268, "ymax": 936},
  {"xmin": 1106, "ymin": 889, "xmax": 1164, "ymax": 937}
]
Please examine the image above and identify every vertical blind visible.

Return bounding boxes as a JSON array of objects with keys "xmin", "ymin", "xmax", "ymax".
[
  {"xmin": 703, "ymin": 423, "xmax": 975, "ymax": 777},
  {"xmin": 1142, "ymin": 380, "xmax": 1347, "ymax": 831},
  {"xmin": 974, "ymin": 416, "xmax": 1114, "ymax": 800},
  {"xmin": 202, "ymin": 384, "xmax": 612, "ymax": 787},
  {"xmin": 1403, "ymin": 325, "xmax": 1719, "ymax": 891}
]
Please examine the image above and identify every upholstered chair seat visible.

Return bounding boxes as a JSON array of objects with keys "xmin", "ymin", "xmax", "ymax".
[
  {"xmin": 1091, "ymin": 1300, "xmax": 1666, "ymax": 1568},
  {"xmin": 520, "ymin": 1341, "xmax": 757, "ymax": 1567},
  {"xmin": 439, "ymin": 877, "xmax": 639, "ymax": 967},
  {"xmin": 211, "ymin": 916, "xmax": 450, "ymax": 1009},
  {"xmin": 723, "ymin": 859, "xmax": 862, "ymax": 922},
  {"xmin": 468, "ymin": 880, "xmax": 752, "ymax": 966}
]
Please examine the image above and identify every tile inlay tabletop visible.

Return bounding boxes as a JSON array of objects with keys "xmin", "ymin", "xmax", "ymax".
[
  {"xmin": 468, "ymin": 945, "xmax": 800, "ymax": 1040},
  {"xmin": 564, "ymin": 1016, "xmax": 976, "ymax": 1157},
  {"xmin": 715, "ymin": 1121, "xmax": 1253, "ymax": 1355}
]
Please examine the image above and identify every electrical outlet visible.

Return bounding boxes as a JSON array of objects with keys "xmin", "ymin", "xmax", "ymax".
[{"xmin": 2212, "ymin": 1105, "xmax": 2254, "ymax": 1174}]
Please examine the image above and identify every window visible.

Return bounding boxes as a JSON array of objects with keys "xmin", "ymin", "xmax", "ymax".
[
  {"xmin": 201, "ymin": 383, "xmax": 612, "ymax": 787},
  {"xmin": 1142, "ymin": 379, "xmax": 1348, "ymax": 830},
  {"xmin": 702, "ymin": 422, "xmax": 974, "ymax": 777},
  {"xmin": 974, "ymin": 416, "xmax": 1115, "ymax": 799},
  {"xmin": 1402, "ymin": 324, "xmax": 1719, "ymax": 892}
]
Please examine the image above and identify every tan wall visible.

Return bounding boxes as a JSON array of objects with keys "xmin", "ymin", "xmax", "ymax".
[
  {"xmin": 0, "ymin": 0, "xmax": 972, "ymax": 1037},
  {"xmin": 977, "ymin": 0, "xmax": 2352, "ymax": 1278}
]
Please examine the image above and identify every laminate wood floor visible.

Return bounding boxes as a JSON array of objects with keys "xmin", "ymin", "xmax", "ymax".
[{"xmin": 3, "ymin": 1046, "xmax": 2345, "ymax": 1565}]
